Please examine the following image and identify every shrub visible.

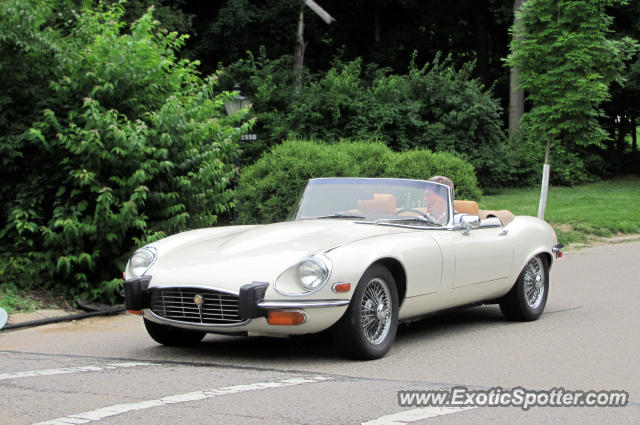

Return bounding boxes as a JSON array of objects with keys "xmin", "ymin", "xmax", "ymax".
[
  {"xmin": 221, "ymin": 51, "xmax": 512, "ymax": 188},
  {"xmin": 0, "ymin": 3, "xmax": 250, "ymax": 302},
  {"xmin": 385, "ymin": 150, "xmax": 482, "ymax": 199},
  {"xmin": 235, "ymin": 140, "xmax": 481, "ymax": 224},
  {"xmin": 509, "ymin": 133, "xmax": 595, "ymax": 186}
]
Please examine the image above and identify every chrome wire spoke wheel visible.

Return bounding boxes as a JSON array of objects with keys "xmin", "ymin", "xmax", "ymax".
[
  {"xmin": 500, "ymin": 254, "xmax": 549, "ymax": 322},
  {"xmin": 331, "ymin": 264, "xmax": 398, "ymax": 359},
  {"xmin": 360, "ymin": 277, "xmax": 392, "ymax": 345},
  {"xmin": 523, "ymin": 256, "xmax": 545, "ymax": 310}
]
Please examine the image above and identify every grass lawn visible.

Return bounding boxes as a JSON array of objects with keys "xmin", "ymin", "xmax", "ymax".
[{"xmin": 479, "ymin": 176, "xmax": 640, "ymax": 245}]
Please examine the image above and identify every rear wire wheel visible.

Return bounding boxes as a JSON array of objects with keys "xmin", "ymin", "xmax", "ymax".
[
  {"xmin": 500, "ymin": 255, "xmax": 549, "ymax": 321},
  {"xmin": 331, "ymin": 264, "xmax": 399, "ymax": 360}
]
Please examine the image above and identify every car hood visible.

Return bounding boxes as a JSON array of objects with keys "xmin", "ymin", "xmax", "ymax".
[{"xmin": 146, "ymin": 220, "xmax": 411, "ymax": 291}]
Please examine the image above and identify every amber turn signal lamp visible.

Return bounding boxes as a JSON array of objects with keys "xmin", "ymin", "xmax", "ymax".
[
  {"xmin": 332, "ymin": 283, "xmax": 351, "ymax": 293},
  {"xmin": 267, "ymin": 311, "xmax": 306, "ymax": 325},
  {"xmin": 127, "ymin": 310, "xmax": 143, "ymax": 316}
]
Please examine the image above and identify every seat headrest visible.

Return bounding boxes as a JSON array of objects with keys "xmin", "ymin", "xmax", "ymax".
[
  {"xmin": 357, "ymin": 193, "xmax": 397, "ymax": 214},
  {"xmin": 454, "ymin": 200, "xmax": 479, "ymax": 215}
]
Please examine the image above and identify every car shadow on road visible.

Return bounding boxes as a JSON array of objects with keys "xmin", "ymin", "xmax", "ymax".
[
  {"xmin": 140, "ymin": 305, "xmax": 510, "ymax": 363},
  {"xmin": 396, "ymin": 304, "xmax": 507, "ymax": 340}
]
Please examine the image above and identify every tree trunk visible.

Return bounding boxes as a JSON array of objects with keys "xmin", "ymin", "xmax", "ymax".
[
  {"xmin": 293, "ymin": 8, "xmax": 305, "ymax": 73},
  {"xmin": 606, "ymin": 116, "xmax": 617, "ymax": 158},
  {"xmin": 537, "ymin": 136, "xmax": 551, "ymax": 220},
  {"xmin": 632, "ymin": 117, "xmax": 637, "ymax": 152},
  {"xmin": 616, "ymin": 116, "xmax": 627, "ymax": 156},
  {"xmin": 509, "ymin": 0, "xmax": 526, "ymax": 139}
]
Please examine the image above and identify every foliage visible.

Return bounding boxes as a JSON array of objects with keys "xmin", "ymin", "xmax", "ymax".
[
  {"xmin": 116, "ymin": 0, "xmax": 195, "ymax": 35},
  {"xmin": 84, "ymin": 0, "xmax": 639, "ymax": 186},
  {"xmin": 602, "ymin": 1, "xmax": 640, "ymax": 175},
  {"xmin": 235, "ymin": 140, "xmax": 481, "ymax": 224},
  {"xmin": 0, "ymin": 283, "xmax": 42, "ymax": 314},
  {"xmin": 508, "ymin": 132, "xmax": 596, "ymax": 186},
  {"xmin": 0, "ymin": 0, "xmax": 58, "ymax": 210},
  {"xmin": 507, "ymin": 0, "xmax": 638, "ymax": 184},
  {"xmin": 222, "ymin": 51, "xmax": 512, "ymax": 188},
  {"xmin": 179, "ymin": 0, "xmax": 513, "ymax": 92},
  {"xmin": 0, "ymin": 2, "xmax": 249, "ymax": 302}
]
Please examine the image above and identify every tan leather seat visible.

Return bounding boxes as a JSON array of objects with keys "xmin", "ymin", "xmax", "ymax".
[
  {"xmin": 357, "ymin": 194, "xmax": 397, "ymax": 214},
  {"xmin": 454, "ymin": 200, "xmax": 479, "ymax": 215}
]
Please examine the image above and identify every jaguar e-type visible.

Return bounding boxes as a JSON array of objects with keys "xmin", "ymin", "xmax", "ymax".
[{"xmin": 124, "ymin": 177, "xmax": 562, "ymax": 359}]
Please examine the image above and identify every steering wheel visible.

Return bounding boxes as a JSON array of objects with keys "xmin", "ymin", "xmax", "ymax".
[
  {"xmin": 392, "ymin": 208, "xmax": 439, "ymax": 223},
  {"xmin": 392, "ymin": 208, "xmax": 424, "ymax": 216}
]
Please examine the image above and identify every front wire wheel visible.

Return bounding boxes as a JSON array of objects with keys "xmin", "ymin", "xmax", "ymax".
[
  {"xmin": 360, "ymin": 277, "xmax": 393, "ymax": 345},
  {"xmin": 500, "ymin": 255, "xmax": 549, "ymax": 321},
  {"xmin": 331, "ymin": 265, "xmax": 399, "ymax": 360}
]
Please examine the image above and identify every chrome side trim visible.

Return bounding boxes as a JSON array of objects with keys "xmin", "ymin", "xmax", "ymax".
[
  {"xmin": 356, "ymin": 221, "xmax": 449, "ymax": 231},
  {"xmin": 144, "ymin": 309, "xmax": 250, "ymax": 330},
  {"xmin": 258, "ymin": 300, "xmax": 350, "ymax": 309}
]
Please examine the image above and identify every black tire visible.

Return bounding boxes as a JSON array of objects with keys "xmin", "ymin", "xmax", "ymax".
[
  {"xmin": 143, "ymin": 318, "xmax": 206, "ymax": 346},
  {"xmin": 499, "ymin": 255, "xmax": 549, "ymax": 321},
  {"xmin": 331, "ymin": 264, "xmax": 399, "ymax": 360}
]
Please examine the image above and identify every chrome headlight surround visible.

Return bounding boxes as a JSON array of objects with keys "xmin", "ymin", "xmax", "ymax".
[
  {"xmin": 126, "ymin": 246, "xmax": 157, "ymax": 279},
  {"xmin": 297, "ymin": 256, "xmax": 331, "ymax": 291},
  {"xmin": 274, "ymin": 253, "xmax": 333, "ymax": 296}
]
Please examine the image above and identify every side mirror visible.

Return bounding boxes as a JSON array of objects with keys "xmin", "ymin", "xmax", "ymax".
[{"xmin": 455, "ymin": 214, "xmax": 480, "ymax": 235}]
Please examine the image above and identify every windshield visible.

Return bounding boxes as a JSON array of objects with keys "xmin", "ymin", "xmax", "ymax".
[{"xmin": 292, "ymin": 178, "xmax": 451, "ymax": 226}]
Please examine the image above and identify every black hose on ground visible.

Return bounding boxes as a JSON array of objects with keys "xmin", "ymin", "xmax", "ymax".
[{"xmin": 0, "ymin": 307, "xmax": 126, "ymax": 331}]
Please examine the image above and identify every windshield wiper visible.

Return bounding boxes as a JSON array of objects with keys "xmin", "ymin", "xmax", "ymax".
[
  {"xmin": 375, "ymin": 216, "xmax": 442, "ymax": 226},
  {"xmin": 315, "ymin": 213, "xmax": 365, "ymax": 219}
]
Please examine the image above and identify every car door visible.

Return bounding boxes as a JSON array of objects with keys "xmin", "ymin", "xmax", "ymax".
[{"xmin": 444, "ymin": 224, "xmax": 514, "ymax": 288}]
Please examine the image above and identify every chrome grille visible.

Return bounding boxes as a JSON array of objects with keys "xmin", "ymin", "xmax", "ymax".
[{"xmin": 150, "ymin": 287, "xmax": 243, "ymax": 325}]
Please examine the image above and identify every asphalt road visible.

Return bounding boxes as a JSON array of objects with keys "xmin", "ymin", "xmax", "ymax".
[{"xmin": 1, "ymin": 242, "xmax": 639, "ymax": 424}]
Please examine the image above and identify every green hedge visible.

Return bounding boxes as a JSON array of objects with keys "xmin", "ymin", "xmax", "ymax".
[{"xmin": 235, "ymin": 140, "xmax": 481, "ymax": 224}]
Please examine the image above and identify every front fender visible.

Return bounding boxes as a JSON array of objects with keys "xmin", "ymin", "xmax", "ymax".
[{"xmin": 325, "ymin": 230, "xmax": 444, "ymax": 298}]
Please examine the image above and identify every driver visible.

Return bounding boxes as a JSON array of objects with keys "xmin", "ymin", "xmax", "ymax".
[
  {"xmin": 427, "ymin": 176, "xmax": 454, "ymax": 199},
  {"xmin": 423, "ymin": 176, "xmax": 454, "ymax": 223}
]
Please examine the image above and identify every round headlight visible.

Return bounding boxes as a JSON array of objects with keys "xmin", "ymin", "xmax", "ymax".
[
  {"xmin": 127, "ymin": 247, "xmax": 157, "ymax": 278},
  {"xmin": 297, "ymin": 257, "xmax": 329, "ymax": 291}
]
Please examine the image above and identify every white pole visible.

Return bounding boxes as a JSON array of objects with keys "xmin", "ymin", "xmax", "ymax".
[
  {"xmin": 537, "ymin": 136, "xmax": 551, "ymax": 220},
  {"xmin": 537, "ymin": 163, "xmax": 550, "ymax": 219}
]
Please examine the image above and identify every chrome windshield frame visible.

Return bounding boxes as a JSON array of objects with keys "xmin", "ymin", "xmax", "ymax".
[{"xmin": 293, "ymin": 177, "xmax": 454, "ymax": 227}]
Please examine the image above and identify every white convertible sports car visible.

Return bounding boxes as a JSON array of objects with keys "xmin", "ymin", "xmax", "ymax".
[{"xmin": 124, "ymin": 177, "xmax": 563, "ymax": 359}]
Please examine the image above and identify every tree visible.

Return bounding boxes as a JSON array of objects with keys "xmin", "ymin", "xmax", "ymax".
[
  {"xmin": 0, "ymin": 2, "xmax": 250, "ymax": 301},
  {"xmin": 605, "ymin": 0, "xmax": 640, "ymax": 166},
  {"xmin": 507, "ymin": 0, "xmax": 636, "ymax": 218},
  {"xmin": 293, "ymin": 0, "xmax": 335, "ymax": 72},
  {"xmin": 221, "ymin": 52, "xmax": 512, "ymax": 188},
  {"xmin": 508, "ymin": 0, "xmax": 526, "ymax": 138}
]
